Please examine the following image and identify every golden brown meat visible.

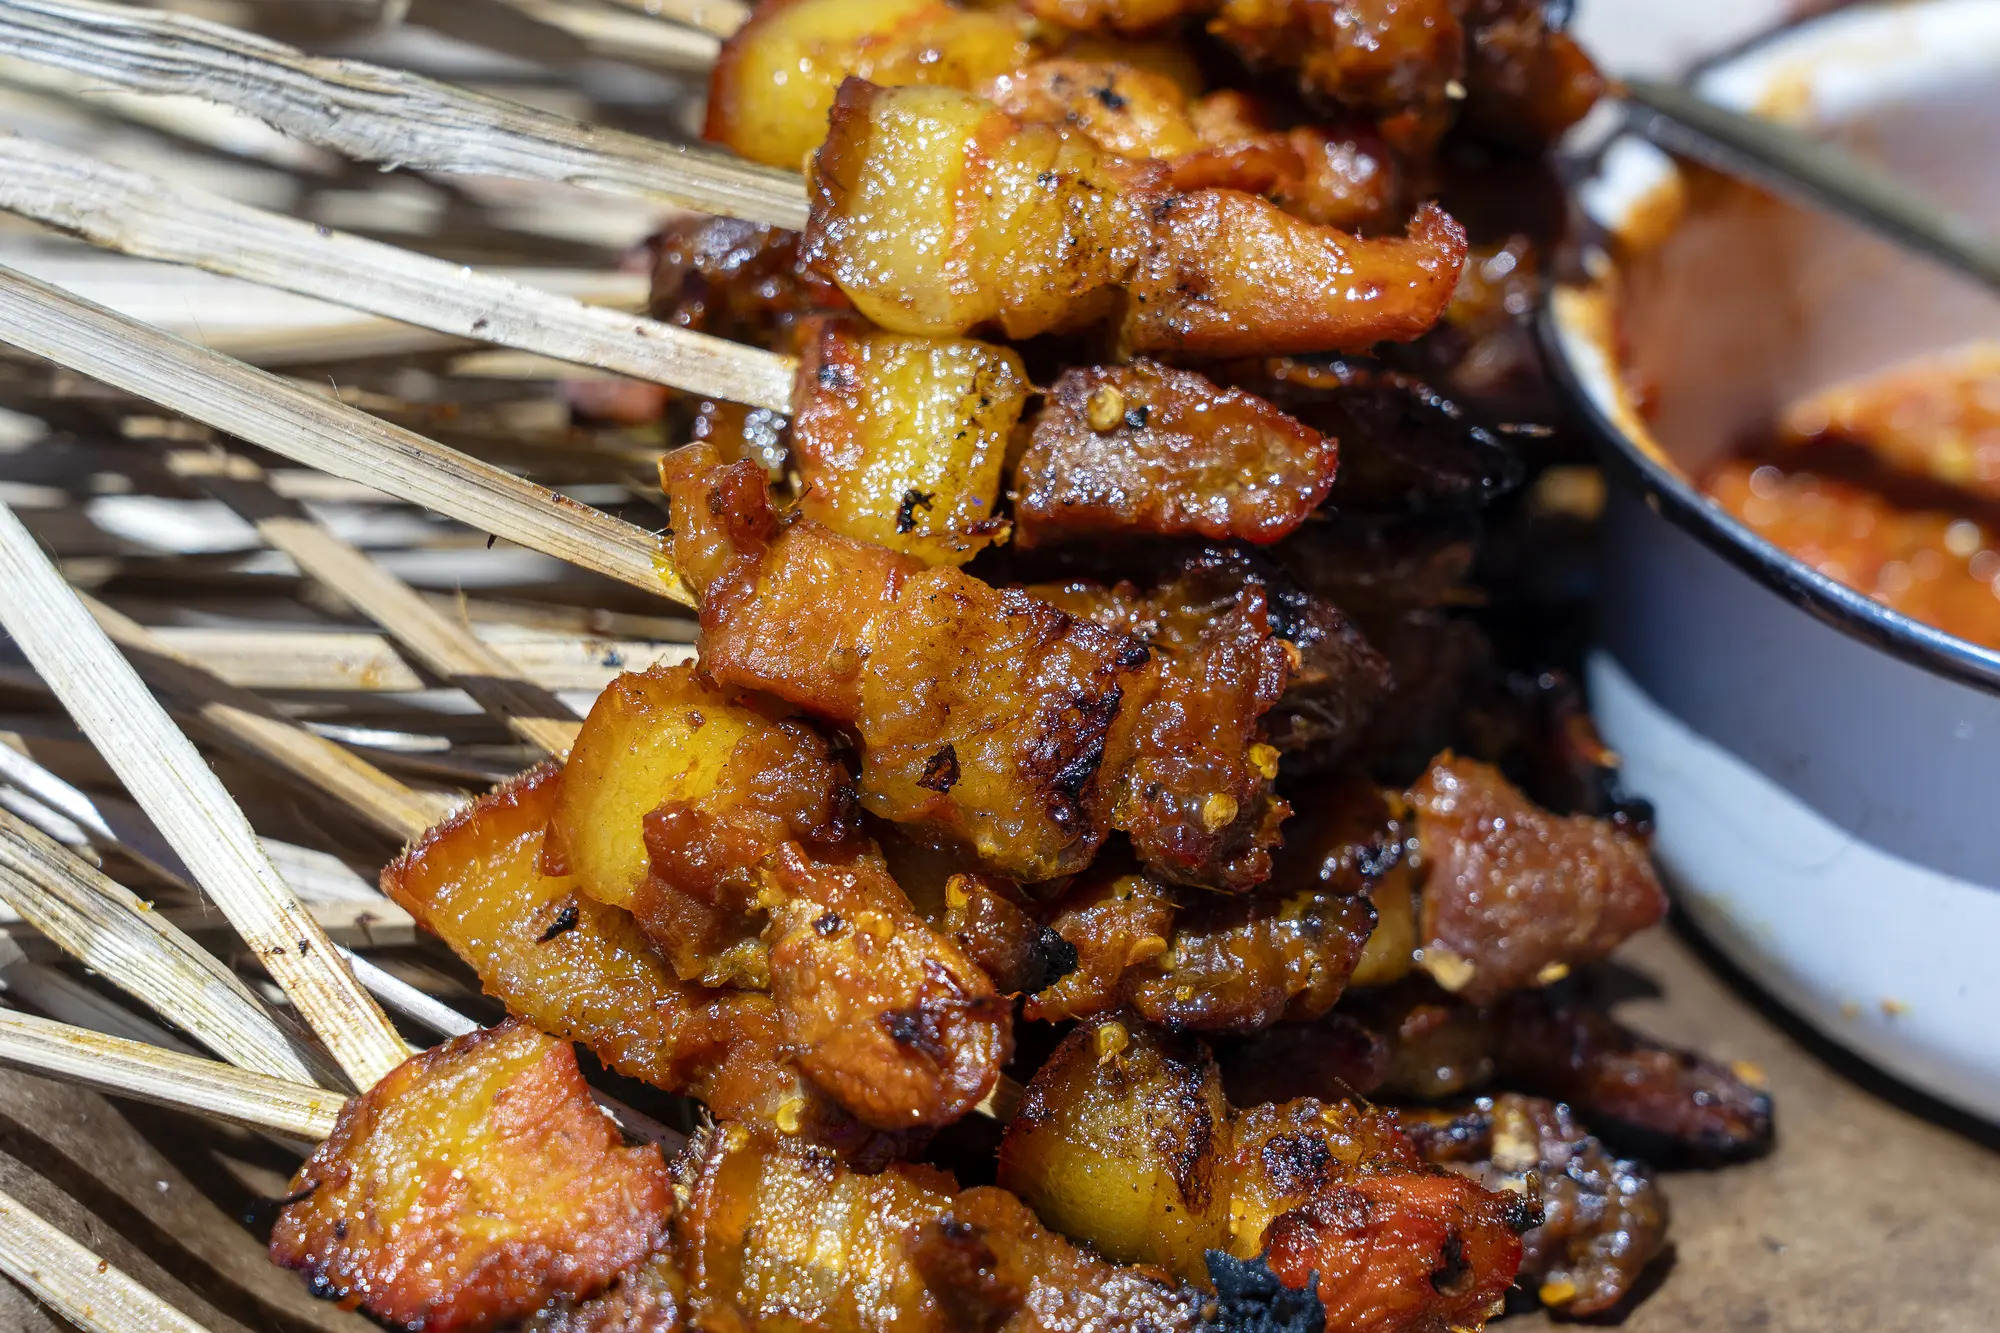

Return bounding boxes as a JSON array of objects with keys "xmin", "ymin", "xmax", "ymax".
[
  {"xmin": 1412, "ymin": 754, "xmax": 1667, "ymax": 1001},
  {"xmin": 1022, "ymin": 0, "xmax": 1198, "ymax": 33},
  {"xmin": 648, "ymin": 214, "xmax": 847, "ymax": 355},
  {"xmin": 792, "ymin": 317, "xmax": 1025, "ymax": 564},
  {"xmin": 1406, "ymin": 1094, "xmax": 1669, "ymax": 1316},
  {"xmin": 803, "ymin": 80, "xmax": 1467, "ymax": 355},
  {"xmin": 382, "ymin": 762, "xmax": 910, "ymax": 1161},
  {"xmin": 270, "ymin": 1020, "xmax": 674, "ymax": 1332},
  {"xmin": 938, "ymin": 871, "xmax": 1081, "ymax": 996},
  {"xmin": 674, "ymin": 1123, "xmax": 1219, "ymax": 1333},
  {"xmin": 999, "ymin": 1019, "xmax": 1530, "ymax": 1331},
  {"xmin": 1023, "ymin": 867, "xmax": 1180, "ymax": 1022},
  {"xmin": 1177, "ymin": 95, "xmax": 1400, "ymax": 234},
  {"xmin": 1011, "ymin": 360, "xmax": 1339, "ymax": 548},
  {"xmin": 706, "ymin": 0, "xmax": 1036, "ymax": 170},
  {"xmin": 558, "ymin": 664, "xmax": 1010, "ymax": 1131},
  {"xmin": 984, "ymin": 57, "xmax": 1205, "ymax": 159}
]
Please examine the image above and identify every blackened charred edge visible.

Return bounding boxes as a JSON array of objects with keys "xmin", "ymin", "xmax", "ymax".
[
  {"xmin": 1503, "ymin": 1193, "xmax": 1546, "ymax": 1235},
  {"xmin": 897, "ymin": 488, "xmax": 937, "ymax": 535},
  {"xmin": 1203, "ymin": 1251, "xmax": 1324, "ymax": 1333},
  {"xmin": 1428, "ymin": 1229, "xmax": 1471, "ymax": 1295},
  {"xmin": 1023, "ymin": 926, "xmax": 1080, "ymax": 993},
  {"xmin": 537, "ymin": 899, "xmax": 581, "ymax": 943},
  {"xmin": 917, "ymin": 743, "xmax": 961, "ymax": 793}
]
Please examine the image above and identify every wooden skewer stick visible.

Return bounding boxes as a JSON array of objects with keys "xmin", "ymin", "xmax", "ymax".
[
  {"xmin": 0, "ymin": 809, "xmax": 318, "ymax": 1083},
  {"xmin": 183, "ymin": 453, "xmax": 584, "ymax": 757},
  {"xmin": 79, "ymin": 594, "xmax": 449, "ymax": 841},
  {"xmin": 0, "ymin": 1180, "xmax": 218, "ymax": 1333},
  {"xmin": 497, "ymin": 0, "xmax": 724, "ymax": 68},
  {"xmin": 596, "ymin": 0, "xmax": 749, "ymax": 39},
  {"xmin": 0, "ymin": 0, "xmax": 808, "ymax": 230},
  {"xmin": 0, "ymin": 132, "xmax": 797, "ymax": 413},
  {"xmin": 0, "ymin": 1006, "xmax": 344, "ymax": 1140},
  {"xmin": 0, "ymin": 262, "xmax": 693, "ymax": 607},
  {"xmin": 0, "ymin": 500, "xmax": 409, "ymax": 1089}
]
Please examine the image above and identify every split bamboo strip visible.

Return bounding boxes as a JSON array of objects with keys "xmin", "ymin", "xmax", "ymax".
[
  {"xmin": 498, "ymin": 0, "xmax": 724, "ymax": 68},
  {"xmin": 188, "ymin": 457, "xmax": 583, "ymax": 756},
  {"xmin": 0, "ymin": 500, "xmax": 409, "ymax": 1089},
  {"xmin": 0, "ymin": 808, "xmax": 317, "ymax": 1082},
  {"xmin": 0, "ymin": 1006, "xmax": 343, "ymax": 1139},
  {"xmin": 0, "ymin": 133, "xmax": 796, "ymax": 412},
  {"xmin": 595, "ymin": 0, "xmax": 748, "ymax": 38},
  {"xmin": 0, "ymin": 1182, "xmax": 216, "ymax": 1333},
  {"xmin": 79, "ymin": 594, "xmax": 448, "ymax": 841},
  {"xmin": 0, "ymin": 0, "xmax": 809, "ymax": 229},
  {"xmin": 0, "ymin": 263, "xmax": 692, "ymax": 606}
]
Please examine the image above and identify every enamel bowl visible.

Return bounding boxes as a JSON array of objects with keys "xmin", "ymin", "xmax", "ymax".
[{"xmin": 1544, "ymin": 0, "xmax": 2000, "ymax": 1120}]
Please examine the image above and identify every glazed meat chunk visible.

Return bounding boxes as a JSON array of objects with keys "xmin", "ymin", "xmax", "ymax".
[
  {"xmin": 1406, "ymin": 1093, "xmax": 1669, "ymax": 1315},
  {"xmin": 1412, "ymin": 754, "xmax": 1667, "ymax": 1001},
  {"xmin": 1011, "ymin": 360, "xmax": 1340, "ymax": 548},
  {"xmin": 662, "ymin": 441, "xmax": 1149, "ymax": 882},
  {"xmin": 803, "ymin": 80, "xmax": 1467, "ymax": 355},
  {"xmin": 270, "ymin": 1020, "xmax": 674, "ymax": 1332}
]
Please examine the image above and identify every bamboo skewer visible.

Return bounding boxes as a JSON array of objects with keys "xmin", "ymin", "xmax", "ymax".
[
  {"xmin": 0, "ymin": 809, "xmax": 318, "ymax": 1083},
  {"xmin": 0, "ymin": 0, "xmax": 809, "ymax": 230},
  {"xmin": 0, "ymin": 500, "xmax": 409, "ymax": 1089},
  {"xmin": 496, "ymin": 0, "xmax": 724, "ymax": 68},
  {"xmin": 596, "ymin": 0, "xmax": 749, "ymax": 38},
  {"xmin": 0, "ymin": 262, "xmax": 693, "ymax": 606},
  {"xmin": 0, "ymin": 1006, "xmax": 344, "ymax": 1139},
  {"xmin": 0, "ymin": 133, "xmax": 797, "ymax": 413},
  {"xmin": 0, "ymin": 1181, "xmax": 217, "ymax": 1333},
  {"xmin": 185, "ymin": 454, "xmax": 584, "ymax": 757},
  {"xmin": 79, "ymin": 595, "xmax": 448, "ymax": 841}
]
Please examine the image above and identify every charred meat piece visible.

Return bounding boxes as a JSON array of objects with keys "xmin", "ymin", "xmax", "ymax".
[
  {"xmin": 1406, "ymin": 1093, "xmax": 1668, "ymax": 1316},
  {"xmin": 940, "ymin": 871, "xmax": 1081, "ymax": 996},
  {"xmin": 1456, "ymin": 667, "xmax": 1653, "ymax": 820},
  {"xmin": 1024, "ymin": 867, "xmax": 1180, "ymax": 1023},
  {"xmin": 1412, "ymin": 754, "xmax": 1667, "ymax": 1002},
  {"xmin": 383, "ymin": 763, "xmax": 898, "ymax": 1160},
  {"xmin": 792, "ymin": 317, "xmax": 1026, "ymax": 565},
  {"xmin": 649, "ymin": 214, "xmax": 847, "ymax": 355},
  {"xmin": 663, "ymin": 442, "xmax": 1148, "ymax": 882},
  {"xmin": 999, "ymin": 1018, "xmax": 1529, "ymax": 1332},
  {"xmin": 1217, "ymin": 1012, "xmax": 1391, "ymax": 1107},
  {"xmin": 270, "ymin": 1020, "xmax": 674, "ymax": 1332},
  {"xmin": 1241, "ymin": 357, "xmax": 1525, "ymax": 514},
  {"xmin": 1178, "ymin": 92, "xmax": 1399, "ymax": 234},
  {"xmin": 1493, "ymin": 990, "xmax": 1776, "ymax": 1164},
  {"xmin": 675, "ymin": 1124, "xmax": 1218, "ymax": 1333},
  {"xmin": 1012, "ymin": 360, "xmax": 1340, "ymax": 548},
  {"xmin": 706, "ymin": 0, "xmax": 1036, "ymax": 170},
  {"xmin": 522, "ymin": 1252, "xmax": 684, "ymax": 1333},
  {"xmin": 803, "ymin": 80, "xmax": 1466, "ymax": 355},
  {"xmin": 1457, "ymin": 0, "xmax": 1606, "ymax": 148},
  {"xmin": 1345, "ymin": 610, "xmax": 1492, "ymax": 783},
  {"xmin": 558, "ymin": 663, "xmax": 1010, "ymax": 1131}
]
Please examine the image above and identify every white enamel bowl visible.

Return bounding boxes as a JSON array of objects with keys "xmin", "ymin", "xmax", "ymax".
[{"xmin": 1544, "ymin": 0, "xmax": 2000, "ymax": 1120}]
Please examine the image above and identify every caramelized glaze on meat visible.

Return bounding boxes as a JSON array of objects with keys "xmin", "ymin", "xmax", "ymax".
[
  {"xmin": 985, "ymin": 58, "xmax": 1205, "ymax": 158},
  {"xmin": 792, "ymin": 317, "xmax": 1025, "ymax": 564},
  {"xmin": 382, "ymin": 762, "xmax": 906, "ymax": 1160},
  {"xmin": 648, "ymin": 215, "xmax": 846, "ymax": 355},
  {"xmin": 270, "ymin": 1020, "xmax": 673, "ymax": 1332},
  {"xmin": 804, "ymin": 80, "xmax": 1466, "ymax": 355},
  {"xmin": 706, "ymin": 0, "xmax": 1036, "ymax": 170},
  {"xmin": 1012, "ymin": 360, "xmax": 1339, "ymax": 548},
  {"xmin": 675, "ymin": 1123, "xmax": 1215, "ymax": 1333},
  {"xmin": 1407, "ymin": 1093, "xmax": 1669, "ymax": 1316},
  {"xmin": 662, "ymin": 441, "xmax": 1149, "ymax": 881},
  {"xmin": 1412, "ymin": 755, "xmax": 1666, "ymax": 1001},
  {"xmin": 999, "ymin": 1019, "xmax": 1528, "ymax": 1331}
]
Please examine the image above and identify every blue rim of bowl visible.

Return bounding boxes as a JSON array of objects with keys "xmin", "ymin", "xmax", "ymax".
[
  {"xmin": 1538, "ymin": 4, "xmax": 2000, "ymax": 699},
  {"xmin": 1539, "ymin": 305, "xmax": 2000, "ymax": 697}
]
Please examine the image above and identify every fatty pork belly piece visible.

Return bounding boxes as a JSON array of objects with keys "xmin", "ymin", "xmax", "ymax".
[
  {"xmin": 1412, "ymin": 754, "xmax": 1667, "ymax": 1002},
  {"xmin": 384, "ymin": 761, "xmax": 915, "ymax": 1160},
  {"xmin": 803, "ymin": 79, "xmax": 1467, "ymax": 356},
  {"xmin": 706, "ymin": 0, "xmax": 1036, "ymax": 170},
  {"xmin": 675, "ymin": 1124, "xmax": 1233, "ymax": 1333},
  {"xmin": 1011, "ymin": 360, "xmax": 1340, "ymax": 548},
  {"xmin": 666, "ymin": 440, "xmax": 1282, "ymax": 890},
  {"xmin": 1405, "ymin": 1093, "xmax": 1668, "ymax": 1316},
  {"xmin": 791, "ymin": 317, "xmax": 1027, "ymax": 564},
  {"xmin": 270, "ymin": 1020, "xmax": 674, "ymax": 1332},
  {"xmin": 999, "ymin": 1019, "xmax": 1531, "ymax": 1333},
  {"xmin": 555, "ymin": 663, "xmax": 1009, "ymax": 1131}
]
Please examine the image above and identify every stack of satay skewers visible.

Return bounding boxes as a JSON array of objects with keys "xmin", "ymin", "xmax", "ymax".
[{"xmin": 0, "ymin": 2, "xmax": 1773, "ymax": 1330}]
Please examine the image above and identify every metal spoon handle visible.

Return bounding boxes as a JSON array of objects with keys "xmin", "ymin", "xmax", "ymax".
[{"xmin": 1621, "ymin": 75, "xmax": 2000, "ymax": 295}]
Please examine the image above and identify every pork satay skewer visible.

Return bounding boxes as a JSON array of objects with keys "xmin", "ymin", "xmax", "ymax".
[
  {"xmin": 0, "ymin": 498, "xmax": 409, "ymax": 1088},
  {"xmin": 0, "ymin": 0, "xmax": 810, "ymax": 229}
]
